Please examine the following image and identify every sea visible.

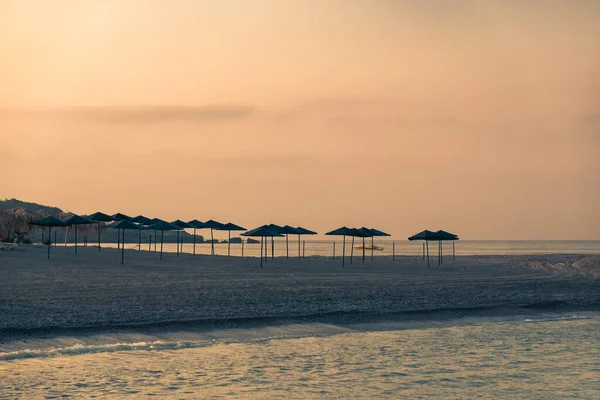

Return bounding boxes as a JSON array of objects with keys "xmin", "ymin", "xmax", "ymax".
[
  {"xmin": 75, "ymin": 239, "xmax": 600, "ymax": 258},
  {"xmin": 1, "ymin": 313, "xmax": 599, "ymax": 398}
]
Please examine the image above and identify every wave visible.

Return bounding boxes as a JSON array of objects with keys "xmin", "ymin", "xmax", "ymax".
[{"xmin": 2, "ymin": 305, "xmax": 599, "ymax": 362}]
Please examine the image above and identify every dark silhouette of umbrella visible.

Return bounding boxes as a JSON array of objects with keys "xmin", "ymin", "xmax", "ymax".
[
  {"xmin": 171, "ymin": 220, "xmax": 193, "ymax": 256},
  {"xmin": 110, "ymin": 220, "xmax": 142, "ymax": 264},
  {"xmin": 294, "ymin": 226, "xmax": 317, "ymax": 259},
  {"xmin": 369, "ymin": 228, "xmax": 391, "ymax": 261},
  {"xmin": 408, "ymin": 230, "xmax": 439, "ymax": 267},
  {"xmin": 88, "ymin": 212, "xmax": 113, "ymax": 251},
  {"xmin": 148, "ymin": 218, "xmax": 163, "ymax": 251},
  {"xmin": 204, "ymin": 220, "xmax": 225, "ymax": 256},
  {"xmin": 111, "ymin": 213, "xmax": 133, "ymax": 249},
  {"xmin": 64, "ymin": 215, "xmax": 94, "ymax": 255},
  {"xmin": 30, "ymin": 217, "xmax": 67, "ymax": 259},
  {"xmin": 263, "ymin": 224, "xmax": 286, "ymax": 259},
  {"xmin": 187, "ymin": 219, "xmax": 207, "ymax": 255},
  {"xmin": 132, "ymin": 215, "xmax": 153, "ymax": 251},
  {"xmin": 356, "ymin": 227, "xmax": 378, "ymax": 262},
  {"xmin": 281, "ymin": 225, "xmax": 299, "ymax": 259},
  {"xmin": 325, "ymin": 227, "xmax": 356, "ymax": 267},
  {"xmin": 216, "ymin": 222, "xmax": 246, "ymax": 256},
  {"xmin": 242, "ymin": 226, "xmax": 284, "ymax": 267},
  {"xmin": 434, "ymin": 230, "xmax": 459, "ymax": 263},
  {"xmin": 146, "ymin": 220, "xmax": 178, "ymax": 260}
]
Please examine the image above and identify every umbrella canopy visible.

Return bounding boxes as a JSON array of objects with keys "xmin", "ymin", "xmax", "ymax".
[
  {"xmin": 242, "ymin": 226, "xmax": 284, "ymax": 237},
  {"xmin": 88, "ymin": 212, "xmax": 113, "ymax": 251},
  {"xmin": 31, "ymin": 217, "xmax": 67, "ymax": 259},
  {"xmin": 370, "ymin": 228, "xmax": 391, "ymax": 237},
  {"xmin": 217, "ymin": 222, "xmax": 246, "ymax": 231},
  {"xmin": 147, "ymin": 220, "xmax": 178, "ymax": 231},
  {"xmin": 64, "ymin": 215, "xmax": 94, "ymax": 255},
  {"xmin": 111, "ymin": 213, "xmax": 133, "ymax": 221},
  {"xmin": 187, "ymin": 219, "xmax": 207, "ymax": 229},
  {"xmin": 88, "ymin": 212, "xmax": 113, "ymax": 222},
  {"xmin": 64, "ymin": 215, "xmax": 94, "ymax": 225},
  {"xmin": 30, "ymin": 216, "xmax": 67, "ymax": 227},
  {"xmin": 408, "ymin": 230, "xmax": 438, "ymax": 241},
  {"xmin": 435, "ymin": 230, "xmax": 459, "ymax": 240},
  {"xmin": 132, "ymin": 215, "xmax": 153, "ymax": 225}
]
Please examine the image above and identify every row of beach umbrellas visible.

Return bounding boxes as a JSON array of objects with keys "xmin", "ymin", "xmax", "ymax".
[{"xmin": 29, "ymin": 214, "xmax": 458, "ymax": 268}]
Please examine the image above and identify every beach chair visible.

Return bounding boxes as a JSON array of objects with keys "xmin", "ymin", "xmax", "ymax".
[{"xmin": 0, "ymin": 242, "xmax": 16, "ymax": 251}]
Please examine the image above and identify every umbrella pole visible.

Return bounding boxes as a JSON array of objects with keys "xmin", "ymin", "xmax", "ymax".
[
  {"xmin": 117, "ymin": 228, "xmax": 120, "ymax": 250},
  {"xmin": 298, "ymin": 234, "xmax": 301, "ymax": 260},
  {"xmin": 426, "ymin": 241, "xmax": 430, "ymax": 268},
  {"xmin": 193, "ymin": 228, "xmax": 196, "ymax": 256},
  {"xmin": 264, "ymin": 236, "xmax": 268, "ymax": 263},
  {"xmin": 342, "ymin": 235, "xmax": 345, "ymax": 267},
  {"xmin": 303, "ymin": 240, "xmax": 305, "ymax": 259},
  {"xmin": 286, "ymin": 234, "xmax": 289, "ymax": 259},
  {"xmin": 271, "ymin": 237, "xmax": 274, "ymax": 260},
  {"xmin": 260, "ymin": 236, "xmax": 263, "ymax": 268},
  {"xmin": 371, "ymin": 237, "xmax": 374, "ymax": 262},
  {"xmin": 138, "ymin": 228, "xmax": 141, "ymax": 251},
  {"xmin": 177, "ymin": 230, "xmax": 180, "ymax": 257},
  {"xmin": 121, "ymin": 229, "xmax": 125, "ymax": 265},
  {"xmin": 453, "ymin": 241, "xmax": 455, "ymax": 260},
  {"xmin": 333, "ymin": 241, "xmax": 335, "ymax": 260},
  {"xmin": 149, "ymin": 235, "xmax": 152, "ymax": 251},
  {"xmin": 154, "ymin": 230, "xmax": 157, "ymax": 252},
  {"xmin": 160, "ymin": 230, "xmax": 164, "ymax": 260},
  {"xmin": 228, "ymin": 231, "xmax": 231, "ymax": 256},
  {"xmin": 350, "ymin": 236, "xmax": 354, "ymax": 264},
  {"xmin": 362, "ymin": 238, "xmax": 365, "ymax": 263},
  {"xmin": 97, "ymin": 222, "xmax": 101, "ymax": 251},
  {"xmin": 392, "ymin": 242, "xmax": 395, "ymax": 261},
  {"xmin": 440, "ymin": 241, "xmax": 443, "ymax": 265},
  {"xmin": 422, "ymin": 242, "xmax": 425, "ymax": 260},
  {"xmin": 75, "ymin": 227, "xmax": 78, "ymax": 255},
  {"xmin": 241, "ymin": 239, "xmax": 244, "ymax": 258},
  {"xmin": 210, "ymin": 229, "xmax": 215, "ymax": 256},
  {"xmin": 47, "ymin": 227, "xmax": 51, "ymax": 259}
]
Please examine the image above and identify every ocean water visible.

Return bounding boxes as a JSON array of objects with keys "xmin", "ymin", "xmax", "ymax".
[
  {"xmin": 1, "ymin": 313, "xmax": 598, "ymax": 399},
  {"xmin": 74, "ymin": 239, "xmax": 600, "ymax": 258}
]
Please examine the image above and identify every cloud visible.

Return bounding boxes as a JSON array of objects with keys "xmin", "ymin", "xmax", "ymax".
[{"xmin": 0, "ymin": 105, "xmax": 255, "ymax": 124}]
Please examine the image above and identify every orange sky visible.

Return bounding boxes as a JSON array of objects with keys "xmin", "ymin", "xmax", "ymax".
[{"xmin": 1, "ymin": 0, "xmax": 599, "ymax": 239}]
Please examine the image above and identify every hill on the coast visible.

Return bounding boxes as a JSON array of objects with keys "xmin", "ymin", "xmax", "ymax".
[{"xmin": 0, "ymin": 198, "xmax": 64, "ymax": 215}]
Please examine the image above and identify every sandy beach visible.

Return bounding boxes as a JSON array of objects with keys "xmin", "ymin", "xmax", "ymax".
[{"xmin": 1, "ymin": 245, "xmax": 598, "ymax": 341}]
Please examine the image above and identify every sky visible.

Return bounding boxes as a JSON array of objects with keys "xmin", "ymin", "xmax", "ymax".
[{"xmin": 1, "ymin": 0, "xmax": 599, "ymax": 239}]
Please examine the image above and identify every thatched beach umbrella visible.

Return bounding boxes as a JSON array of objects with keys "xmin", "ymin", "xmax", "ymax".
[
  {"xmin": 88, "ymin": 212, "xmax": 113, "ymax": 251},
  {"xmin": 370, "ymin": 228, "xmax": 391, "ymax": 260},
  {"xmin": 132, "ymin": 215, "xmax": 153, "ymax": 251},
  {"xmin": 111, "ymin": 220, "xmax": 142, "ymax": 264},
  {"xmin": 408, "ymin": 230, "xmax": 439, "ymax": 268},
  {"xmin": 242, "ymin": 226, "xmax": 284, "ymax": 268},
  {"xmin": 30, "ymin": 217, "xmax": 67, "ymax": 259},
  {"xmin": 294, "ymin": 226, "xmax": 317, "ymax": 259},
  {"xmin": 111, "ymin": 213, "xmax": 133, "ymax": 249},
  {"xmin": 216, "ymin": 222, "xmax": 247, "ymax": 256},
  {"xmin": 148, "ymin": 218, "xmax": 163, "ymax": 251},
  {"xmin": 264, "ymin": 224, "xmax": 286, "ymax": 259},
  {"xmin": 187, "ymin": 219, "xmax": 207, "ymax": 256},
  {"xmin": 146, "ymin": 220, "xmax": 179, "ymax": 260},
  {"xmin": 204, "ymin": 220, "xmax": 225, "ymax": 256},
  {"xmin": 357, "ymin": 227, "xmax": 377, "ymax": 262},
  {"xmin": 64, "ymin": 215, "xmax": 94, "ymax": 255},
  {"xmin": 435, "ymin": 230, "xmax": 459, "ymax": 263},
  {"xmin": 171, "ymin": 220, "xmax": 193, "ymax": 256},
  {"xmin": 325, "ymin": 226, "xmax": 356, "ymax": 267},
  {"xmin": 281, "ymin": 225, "xmax": 300, "ymax": 259}
]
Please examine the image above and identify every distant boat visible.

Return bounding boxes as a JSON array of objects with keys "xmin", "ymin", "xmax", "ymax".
[{"xmin": 354, "ymin": 244, "xmax": 384, "ymax": 251}]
